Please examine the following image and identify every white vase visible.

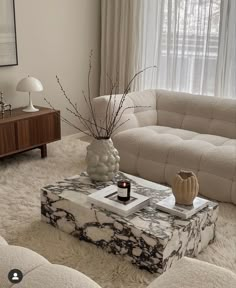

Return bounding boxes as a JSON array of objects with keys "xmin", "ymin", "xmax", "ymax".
[{"xmin": 86, "ymin": 138, "xmax": 120, "ymax": 182}]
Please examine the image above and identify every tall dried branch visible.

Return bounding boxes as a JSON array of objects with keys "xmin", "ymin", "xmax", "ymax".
[
  {"xmin": 87, "ymin": 50, "xmax": 100, "ymax": 137},
  {"xmin": 112, "ymin": 118, "xmax": 131, "ymax": 135},
  {"xmin": 107, "ymin": 66, "xmax": 156, "ymax": 135},
  {"xmin": 105, "ymin": 73, "xmax": 117, "ymax": 132},
  {"xmin": 111, "ymin": 105, "xmax": 150, "ymax": 135},
  {"xmin": 44, "ymin": 51, "xmax": 157, "ymax": 140},
  {"xmin": 44, "ymin": 98, "xmax": 93, "ymax": 137}
]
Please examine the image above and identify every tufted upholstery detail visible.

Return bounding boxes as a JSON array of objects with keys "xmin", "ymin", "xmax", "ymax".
[
  {"xmin": 148, "ymin": 257, "xmax": 236, "ymax": 288},
  {"xmin": 0, "ymin": 240, "xmax": 101, "ymax": 288},
  {"xmin": 94, "ymin": 89, "xmax": 236, "ymax": 138},
  {"xmin": 156, "ymin": 90, "xmax": 236, "ymax": 138},
  {"xmin": 1, "ymin": 235, "xmax": 235, "ymax": 288},
  {"xmin": 93, "ymin": 90, "xmax": 157, "ymax": 137},
  {"xmin": 94, "ymin": 89, "xmax": 236, "ymax": 204},
  {"xmin": 113, "ymin": 126, "xmax": 236, "ymax": 204}
]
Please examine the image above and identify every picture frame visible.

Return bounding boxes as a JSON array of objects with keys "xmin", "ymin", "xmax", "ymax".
[{"xmin": 0, "ymin": 0, "xmax": 18, "ymax": 67}]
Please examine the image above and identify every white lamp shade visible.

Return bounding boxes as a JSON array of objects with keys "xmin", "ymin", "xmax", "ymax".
[{"xmin": 16, "ymin": 76, "xmax": 43, "ymax": 92}]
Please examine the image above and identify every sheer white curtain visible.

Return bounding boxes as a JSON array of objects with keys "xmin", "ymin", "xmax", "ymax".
[
  {"xmin": 136, "ymin": 0, "xmax": 221, "ymax": 95},
  {"xmin": 100, "ymin": 0, "xmax": 235, "ymax": 98},
  {"xmin": 215, "ymin": 0, "xmax": 236, "ymax": 98}
]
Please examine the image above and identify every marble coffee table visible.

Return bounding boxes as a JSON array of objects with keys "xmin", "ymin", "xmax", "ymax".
[{"xmin": 41, "ymin": 172, "xmax": 218, "ymax": 273}]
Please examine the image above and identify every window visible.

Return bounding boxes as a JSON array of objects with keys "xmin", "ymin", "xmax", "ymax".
[{"xmin": 139, "ymin": 0, "xmax": 235, "ymax": 97}]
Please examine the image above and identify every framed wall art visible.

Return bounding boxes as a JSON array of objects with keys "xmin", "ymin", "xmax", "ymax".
[{"xmin": 0, "ymin": 0, "xmax": 18, "ymax": 67}]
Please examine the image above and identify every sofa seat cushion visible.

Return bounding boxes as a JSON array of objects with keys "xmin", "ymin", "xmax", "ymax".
[
  {"xmin": 147, "ymin": 257, "xmax": 236, "ymax": 288},
  {"xmin": 16, "ymin": 264, "xmax": 101, "ymax": 288},
  {"xmin": 113, "ymin": 126, "xmax": 236, "ymax": 204},
  {"xmin": 0, "ymin": 242, "xmax": 101, "ymax": 288},
  {"xmin": 0, "ymin": 245, "xmax": 49, "ymax": 288},
  {"xmin": 145, "ymin": 126, "xmax": 231, "ymax": 145}
]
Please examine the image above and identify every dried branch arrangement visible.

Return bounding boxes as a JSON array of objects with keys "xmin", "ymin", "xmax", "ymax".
[{"xmin": 45, "ymin": 51, "xmax": 156, "ymax": 139}]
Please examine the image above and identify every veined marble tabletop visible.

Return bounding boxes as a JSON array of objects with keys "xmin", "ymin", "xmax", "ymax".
[{"xmin": 41, "ymin": 172, "xmax": 219, "ymax": 274}]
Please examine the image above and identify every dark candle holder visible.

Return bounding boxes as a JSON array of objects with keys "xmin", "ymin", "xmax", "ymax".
[{"xmin": 117, "ymin": 180, "xmax": 131, "ymax": 202}]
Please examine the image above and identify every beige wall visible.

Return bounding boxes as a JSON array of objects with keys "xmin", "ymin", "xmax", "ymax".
[{"xmin": 0, "ymin": 0, "xmax": 101, "ymax": 135}]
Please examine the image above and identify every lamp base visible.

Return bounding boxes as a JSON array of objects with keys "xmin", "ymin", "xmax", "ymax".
[
  {"xmin": 23, "ymin": 93, "xmax": 39, "ymax": 113},
  {"xmin": 23, "ymin": 105, "xmax": 39, "ymax": 113}
]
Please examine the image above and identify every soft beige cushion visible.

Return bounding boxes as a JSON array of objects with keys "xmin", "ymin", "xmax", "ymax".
[
  {"xmin": 113, "ymin": 126, "xmax": 236, "ymax": 204},
  {"xmin": 93, "ymin": 90, "xmax": 157, "ymax": 136},
  {"xmin": 16, "ymin": 264, "xmax": 101, "ymax": 288},
  {"xmin": 156, "ymin": 90, "xmax": 236, "ymax": 139},
  {"xmin": 147, "ymin": 257, "xmax": 236, "ymax": 288},
  {"xmin": 94, "ymin": 89, "xmax": 236, "ymax": 139},
  {"xmin": 0, "ymin": 245, "xmax": 49, "ymax": 288},
  {"xmin": 0, "ymin": 238, "xmax": 101, "ymax": 288}
]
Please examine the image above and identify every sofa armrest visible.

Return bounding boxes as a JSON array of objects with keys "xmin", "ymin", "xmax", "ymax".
[
  {"xmin": 0, "ymin": 236, "xmax": 8, "ymax": 246},
  {"xmin": 147, "ymin": 257, "xmax": 236, "ymax": 288},
  {"xmin": 93, "ymin": 90, "xmax": 157, "ymax": 137},
  {"xmin": 0, "ymin": 244, "xmax": 102, "ymax": 288}
]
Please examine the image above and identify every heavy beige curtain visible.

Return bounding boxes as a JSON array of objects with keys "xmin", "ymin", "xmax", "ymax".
[
  {"xmin": 215, "ymin": 0, "xmax": 236, "ymax": 98},
  {"xmin": 100, "ymin": 0, "xmax": 141, "ymax": 95}
]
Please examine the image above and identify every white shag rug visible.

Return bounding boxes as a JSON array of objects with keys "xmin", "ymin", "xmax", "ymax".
[{"xmin": 0, "ymin": 134, "xmax": 236, "ymax": 288}]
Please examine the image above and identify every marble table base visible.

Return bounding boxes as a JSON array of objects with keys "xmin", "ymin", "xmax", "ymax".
[{"xmin": 41, "ymin": 173, "xmax": 218, "ymax": 274}]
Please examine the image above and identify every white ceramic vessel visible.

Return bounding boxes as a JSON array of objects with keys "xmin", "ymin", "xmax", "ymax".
[{"xmin": 86, "ymin": 138, "xmax": 120, "ymax": 182}]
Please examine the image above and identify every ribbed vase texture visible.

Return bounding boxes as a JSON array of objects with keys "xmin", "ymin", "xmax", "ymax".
[
  {"xmin": 86, "ymin": 138, "xmax": 120, "ymax": 182},
  {"xmin": 172, "ymin": 171, "xmax": 199, "ymax": 205}
]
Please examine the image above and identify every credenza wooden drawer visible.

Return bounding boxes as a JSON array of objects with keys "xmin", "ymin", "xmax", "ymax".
[
  {"xmin": 17, "ymin": 112, "xmax": 61, "ymax": 150},
  {"xmin": 0, "ymin": 123, "xmax": 17, "ymax": 155},
  {"xmin": 0, "ymin": 107, "xmax": 61, "ymax": 159}
]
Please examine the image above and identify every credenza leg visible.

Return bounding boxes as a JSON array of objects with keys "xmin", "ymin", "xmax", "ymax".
[{"xmin": 40, "ymin": 144, "xmax": 47, "ymax": 158}]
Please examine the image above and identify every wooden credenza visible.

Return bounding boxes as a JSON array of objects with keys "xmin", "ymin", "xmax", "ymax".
[{"xmin": 0, "ymin": 107, "xmax": 61, "ymax": 159}]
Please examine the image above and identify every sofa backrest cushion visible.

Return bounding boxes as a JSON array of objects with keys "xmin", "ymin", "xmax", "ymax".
[
  {"xmin": 156, "ymin": 90, "xmax": 236, "ymax": 139},
  {"xmin": 94, "ymin": 90, "xmax": 157, "ymax": 136}
]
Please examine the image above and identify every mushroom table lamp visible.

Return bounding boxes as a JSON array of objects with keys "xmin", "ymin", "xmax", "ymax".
[{"xmin": 16, "ymin": 76, "xmax": 43, "ymax": 112}]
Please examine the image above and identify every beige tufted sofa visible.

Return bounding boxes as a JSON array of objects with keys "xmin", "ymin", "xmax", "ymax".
[
  {"xmin": 0, "ymin": 236, "xmax": 101, "ymax": 288},
  {"xmin": 2, "ymin": 235, "xmax": 235, "ymax": 288},
  {"xmin": 1, "ymin": 235, "xmax": 235, "ymax": 287},
  {"xmin": 148, "ymin": 257, "xmax": 236, "ymax": 288},
  {"xmin": 94, "ymin": 89, "xmax": 236, "ymax": 204}
]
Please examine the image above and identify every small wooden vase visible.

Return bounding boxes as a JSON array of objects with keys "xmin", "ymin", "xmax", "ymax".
[{"xmin": 172, "ymin": 170, "xmax": 199, "ymax": 206}]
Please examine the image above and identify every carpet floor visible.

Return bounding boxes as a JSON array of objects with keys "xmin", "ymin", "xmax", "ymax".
[{"xmin": 0, "ymin": 134, "xmax": 235, "ymax": 288}]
